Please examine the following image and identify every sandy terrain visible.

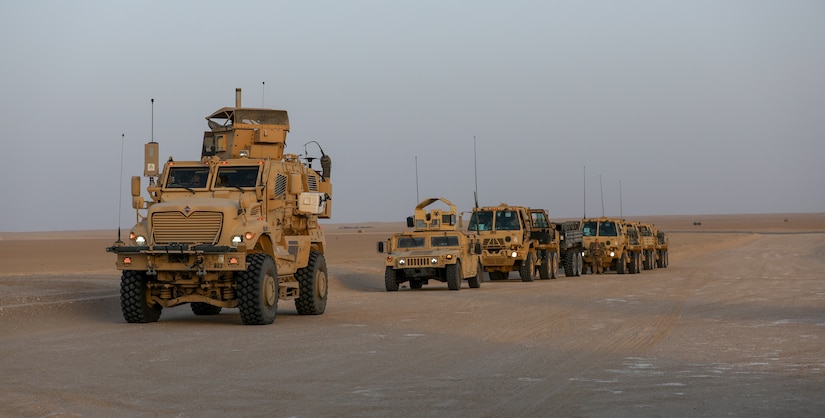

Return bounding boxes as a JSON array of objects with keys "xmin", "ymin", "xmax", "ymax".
[{"xmin": 1, "ymin": 213, "xmax": 824, "ymax": 417}]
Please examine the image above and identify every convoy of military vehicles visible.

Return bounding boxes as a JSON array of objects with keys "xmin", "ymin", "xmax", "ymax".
[{"xmin": 106, "ymin": 88, "xmax": 669, "ymax": 323}]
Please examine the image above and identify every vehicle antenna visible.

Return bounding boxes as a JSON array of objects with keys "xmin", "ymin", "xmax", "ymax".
[
  {"xmin": 599, "ymin": 173, "xmax": 605, "ymax": 217},
  {"xmin": 116, "ymin": 133, "xmax": 125, "ymax": 244},
  {"xmin": 583, "ymin": 165, "xmax": 586, "ymax": 218},
  {"xmin": 473, "ymin": 136, "xmax": 479, "ymax": 208},
  {"xmin": 262, "ymin": 81, "xmax": 265, "ymax": 107},
  {"xmin": 415, "ymin": 156, "xmax": 420, "ymax": 204},
  {"xmin": 151, "ymin": 98, "xmax": 154, "ymax": 142},
  {"xmin": 619, "ymin": 179, "xmax": 623, "ymax": 220}
]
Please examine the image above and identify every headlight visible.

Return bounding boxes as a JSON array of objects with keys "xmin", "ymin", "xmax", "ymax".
[
  {"xmin": 609, "ymin": 251, "xmax": 616, "ymax": 257},
  {"xmin": 135, "ymin": 235, "xmax": 146, "ymax": 246},
  {"xmin": 232, "ymin": 235, "xmax": 243, "ymax": 246},
  {"xmin": 399, "ymin": 259, "xmax": 406, "ymax": 265},
  {"xmin": 511, "ymin": 251, "xmax": 518, "ymax": 258},
  {"xmin": 431, "ymin": 258, "xmax": 438, "ymax": 264}
]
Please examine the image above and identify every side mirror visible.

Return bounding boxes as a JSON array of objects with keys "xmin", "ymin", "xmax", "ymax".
[
  {"xmin": 474, "ymin": 243, "xmax": 482, "ymax": 254},
  {"xmin": 130, "ymin": 176, "xmax": 141, "ymax": 197},
  {"xmin": 377, "ymin": 241, "xmax": 385, "ymax": 253},
  {"xmin": 406, "ymin": 216, "xmax": 414, "ymax": 228}
]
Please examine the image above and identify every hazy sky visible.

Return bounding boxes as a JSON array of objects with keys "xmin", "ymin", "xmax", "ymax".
[{"xmin": 1, "ymin": 1, "xmax": 823, "ymax": 232}]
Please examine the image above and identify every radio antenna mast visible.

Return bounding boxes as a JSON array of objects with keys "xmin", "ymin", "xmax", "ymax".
[
  {"xmin": 599, "ymin": 173, "xmax": 605, "ymax": 217},
  {"xmin": 116, "ymin": 133, "xmax": 125, "ymax": 244},
  {"xmin": 473, "ymin": 136, "xmax": 479, "ymax": 208},
  {"xmin": 583, "ymin": 165, "xmax": 586, "ymax": 218},
  {"xmin": 415, "ymin": 156, "xmax": 420, "ymax": 204},
  {"xmin": 619, "ymin": 179, "xmax": 623, "ymax": 219}
]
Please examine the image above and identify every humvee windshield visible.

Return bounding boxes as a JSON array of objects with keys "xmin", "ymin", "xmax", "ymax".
[
  {"xmin": 531, "ymin": 211, "xmax": 549, "ymax": 228},
  {"xmin": 430, "ymin": 235, "xmax": 460, "ymax": 247},
  {"xmin": 166, "ymin": 167, "xmax": 209, "ymax": 189},
  {"xmin": 216, "ymin": 166, "xmax": 259, "ymax": 188},
  {"xmin": 397, "ymin": 237, "xmax": 426, "ymax": 248}
]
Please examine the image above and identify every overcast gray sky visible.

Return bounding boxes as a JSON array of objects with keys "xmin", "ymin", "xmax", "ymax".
[{"xmin": 1, "ymin": 0, "xmax": 823, "ymax": 232}]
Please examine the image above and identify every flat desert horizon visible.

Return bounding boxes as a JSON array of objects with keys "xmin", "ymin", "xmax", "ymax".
[{"xmin": 1, "ymin": 212, "xmax": 824, "ymax": 417}]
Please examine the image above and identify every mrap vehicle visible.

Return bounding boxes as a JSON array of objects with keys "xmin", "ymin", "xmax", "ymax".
[{"xmin": 107, "ymin": 88, "xmax": 332, "ymax": 325}]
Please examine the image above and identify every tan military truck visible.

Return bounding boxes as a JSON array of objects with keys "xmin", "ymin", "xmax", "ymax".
[
  {"xmin": 378, "ymin": 198, "xmax": 482, "ymax": 291},
  {"xmin": 467, "ymin": 204, "xmax": 559, "ymax": 282},
  {"xmin": 638, "ymin": 223, "xmax": 659, "ymax": 270},
  {"xmin": 556, "ymin": 220, "xmax": 584, "ymax": 277},
  {"xmin": 621, "ymin": 221, "xmax": 644, "ymax": 274},
  {"xmin": 107, "ymin": 88, "xmax": 332, "ymax": 325},
  {"xmin": 581, "ymin": 217, "xmax": 632, "ymax": 274},
  {"xmin": 656, "ymin": 228, "xmax": 669, "ymax": 268}
]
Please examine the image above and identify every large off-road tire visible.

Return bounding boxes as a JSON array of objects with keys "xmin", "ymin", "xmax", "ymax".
[
  {"xmin": 657, "ymin": 250, "xmax": 669, "ymax": 268},
  {"xmin": 446, "ymin": 260, "xmax": 462, "ymax": 291},
  {"xmin": 295, "ymin": 251, "xmax": 328, "ymax": 315},
  {"xmin": 539, "ymin": 253, "xmax": 551, "ymax": 280},
  {"xmin": 628, "ymin": 252, "xmax": 639, "ymax": 274},
  {"xmin": 549, "ymin": 252, "xmax": 558, "ymax": 279},
  {"xmin": 617, "ymin": 253, "xmax": 627, "ymax": 275},
  {"xmin": 489, "ymin": 271, "xmax": 508, "ymax": 281},
  {"xmin": 237, "ymin": 253, "xmax": 278, "ymax": 325},
  {"xmin": 573, "ymin": 252, "xmax": 583, "ymax": 277},
  {"xmin": 384, "ymin": 266, "xmax": 399, "ymax": 292},
  {"xmin": 520, "ymin": 252, "xmax": 535, "ymax": 282},
  {"xmin": 120, "ymin": 270, "xmax": 161, "ymax": 323},
  {"xmin": 467, "ymin": 261, "xmax": 482, "ymax": 288},
  {"xmin": 563, "ymin": 252, "xmax": 574, "ymax": 277},
  {"xmin": 191, "ymin": 302, "xmax": 222, "ymax": 316}
]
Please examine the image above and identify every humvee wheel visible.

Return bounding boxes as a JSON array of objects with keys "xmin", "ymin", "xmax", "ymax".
[
  {"xmin": 520, "ymin": 252, "xmax": 535, "ymax": 282},
  {"xmin": 120, "ymin": 270, "xmax": 161, "ymax": 323},
  {"xmin": 467, "ymin": 261, "xmax": 482, "ymax": 288},
  {"xmin": 237, "ymin": 253, "xmax": 278, "ymax": 325},
  {"xmin": 384, "ymin": 266, "xmax": 399, "ymax": 291},
  {"xmin": 446, "ymin": 260, "xmax": 462, "ymax": 291},
  {"xmin": 191, "ymin": 303, "xmax": 222, "ymax": 316},
  {"xmin": 563, "ymin": 252, "xmax": 574, "ymax": 277},
  {"xmin": 296, "ymin": 251, "xmax": 328, "ymax": 315}
]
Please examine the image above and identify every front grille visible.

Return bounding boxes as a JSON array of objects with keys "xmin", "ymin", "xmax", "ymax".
[
  {"xmin": 482, "ymin": 237, "xmax": 505, "ymax": 250},
  {"xmin": 152, "ymin": 211, "xmax": 223, "ymax": 244},
  {"xmin": 403, "ymin": 257, "xmax": 431, "ymax": 267}
]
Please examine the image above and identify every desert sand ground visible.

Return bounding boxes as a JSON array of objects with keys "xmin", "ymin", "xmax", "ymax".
[{"xmin": 1, "ymin": 213, "xmax": 824, "ymax": 417}]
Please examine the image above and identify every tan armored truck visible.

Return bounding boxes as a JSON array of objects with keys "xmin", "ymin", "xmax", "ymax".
[
  {"xmin": 467, "ymin": 204, "xmax": 559, "ymax": 282},
  {"xmin": 107, "ymin": 88, "xmax": 332, "ymax": 325},
  {"xmin": 638, "ymin": 223, "xmax": 659, "ymax": 270},
  {"xmin": 581, "ymin": 217, "xmax": 632, "ymax": 274},
  {"xmin": 621, "ymin": 221, "xmax": 644, "ymax": 274},
  {"xmin": 655, "ymin": 228, "xmax": 669, "ymax": 268},
  {"xmin": 378, "ymin": 198, "xmax": 482, "ymax": 291}
]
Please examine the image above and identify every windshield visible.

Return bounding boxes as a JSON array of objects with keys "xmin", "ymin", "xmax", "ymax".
[
  {"xmin": 582, "ymin": 221, "xmax": 597, "ymax": 237},
  {"xmin": 166, "ymin": 167, "xmax": 209, "ymax": 189},
  {"xmin": 216, "ymin": 166, "xmax": 260, "ymax": 188},
  {"xmin": 598, "ymin": 221, "xmax": 618, "ymax": 236},
  {"xmin": 468, "ymin": 211, "xmax": 493, "ymax": 231},
  {"xmin": 397, "ymin": 237, "xmax": 426, "ymax": 248},
  {"xmin": 531, "ymin": 212, "xmax": 549, "ymax": 228},
  {"xmin": 430, "ymin": 235, "xmax": 460, "ymax": 247},
  {"xmin": 495, "ymin": 210, "xmax": 521, "ymax": 231}
]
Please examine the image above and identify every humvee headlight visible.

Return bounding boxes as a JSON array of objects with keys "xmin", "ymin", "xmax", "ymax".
[
  {"xmin": 135, "ymin": 235, "xmax": 146, "ymax": 246},
  {"xmin": 511, "ymin": 251, "xmax": 518, "ymax": 258},
  {"xmin": 232, "ymin": 235, "xmax": 243, "ymax": 246},
  {"xmin": 244, "ymin": 232, "xmax": 255, "ymax": 240},
  {"xmin": 446, "ymin": 254, "xmax": 453, "ymax": 260},
  {"xmin": 399, "ymin": 259, "xmax": 406, "ymax": 265},
  {"xmin": 431, "ymin": 258, "xmax": 438, "ymax": 264},
  {"xmin": 609, "ymin": 251, "xmax": 616, "ymax": 257}
]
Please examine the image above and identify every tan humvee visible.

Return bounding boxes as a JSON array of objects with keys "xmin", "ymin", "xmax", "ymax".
[
  {"xmin": 107, "ymin": 88, "xmax": 332, "ymax": 325},
  {"xmin": 378, "ymin": 198, "xmax": 482, "ymax": 291}
]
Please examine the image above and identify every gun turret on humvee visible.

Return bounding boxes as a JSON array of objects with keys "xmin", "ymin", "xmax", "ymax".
[{"xmin": 107, "ymin": 88, "xmax": 332, "ymax": 325}]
